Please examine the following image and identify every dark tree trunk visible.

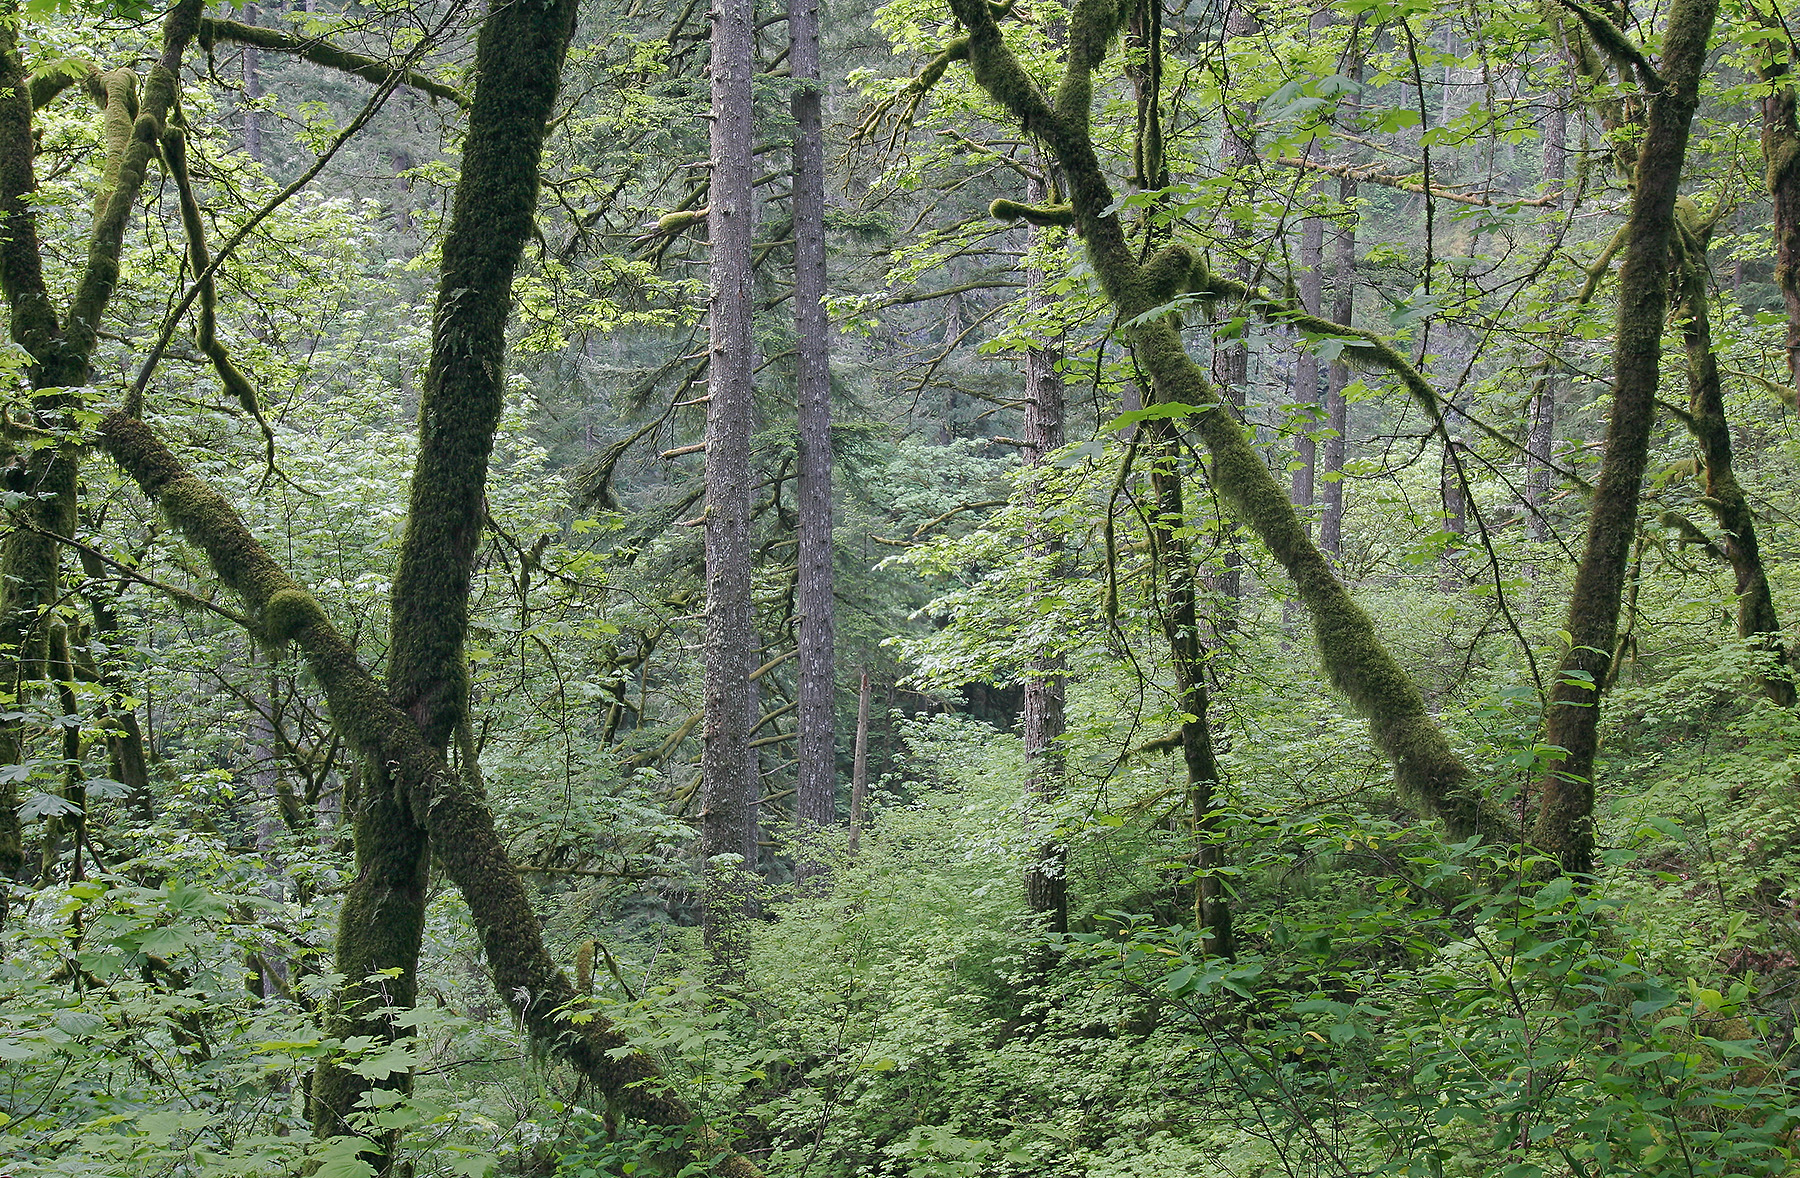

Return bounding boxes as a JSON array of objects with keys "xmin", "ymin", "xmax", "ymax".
[
  {"xmin": 1758, "ymin": 9, "xmax": 1799, "ymax": 397},
  {"xmin": 1530, "ymin": 0, "xmax": 1721, "ymax": 877},
  {"xmin": 1211, "ymin": 3, "xmax": 1259, "ymax": 611},
  {"xmin": 792, "ymin": 0, "xmax": 836, "ymax": 865},
  {"xmin": 1675, "ymin": 219, "xmax": 1793, "ymax": 706},
  {"xmin": 313, "ymin": 0, "xmax": 580, "ymax": 1153},
  {"xmin": 1319, "ymin": 27, "xmax": 1362, "ymax": 559},
  {"xmin": 701, "ymin": 0, "xmax": 759, "ymax": 962},
  {"xmin": 1021, "ymin": 171, "xmax": 1067, "ymax": 933}
]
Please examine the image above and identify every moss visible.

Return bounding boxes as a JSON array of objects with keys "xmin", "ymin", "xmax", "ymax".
[
  {"xmin": 989, "ymin": 198, "xmax": 1073, "ymax": 226},
  {"xmin": 198, "ymin": 17, "xmax": 468, "ymax": 107}
]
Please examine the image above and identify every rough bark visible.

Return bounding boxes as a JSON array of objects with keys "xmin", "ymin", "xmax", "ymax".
[
  {"xmin": 240, "ymin": 4, "xmax": 262, "ymax": 162},
  {"xmin": 701, "ymin": 0, "xmax": 760, "ymax": 962},
  {"xmin": 792, "ymin": 0, "xmax": 836, "ymax": 860},
  {"xmin": 314, "ymin": 0, "xmax": 580, "ymax": 1153},
  {"xmin": 1529, "ymin": 0, "xmax": 1721, "ymax": 876},
  {"xmin": 961, "ymin": 0, "xmax": 1508, "ymax": 841},
  {"xmin": 1292, "ymin": 204, "xmax": 1324, "ymax": 522},
  {"xmin": 1319, "ymin": 25, "xmax": 1362, "ymax": 561}
]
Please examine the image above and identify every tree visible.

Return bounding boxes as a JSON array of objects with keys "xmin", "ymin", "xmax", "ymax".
[
  {"xmin": 700, "ymin": 0, "xmax": 760, "ymax": 959},
  {"xmin": 792, "ymin": 0, "xmax": 837, "ymax": 869},
  {"xmin": 1530, "ymin": 0, "xmax": 1722, "ymax": 876}
]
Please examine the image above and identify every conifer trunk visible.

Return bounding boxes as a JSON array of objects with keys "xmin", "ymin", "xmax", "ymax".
[
  {"xmin": 701, "ymin": 0, "xmax": 760, "ymax": 960},
  {"xmin": 1757, "ymin": 9, "xmax": 1799, "ymax": 397},
  {"xmin": 1526, "ymin": 102, "xmax": 1565, "ymax": 542},
  {"xmin": 791, "ymin": 0, "xmax": 837, "ymax": 862},
  {"xmin": 1530, "ymin": 0, "xmax": 1721, "ymax": 876}
]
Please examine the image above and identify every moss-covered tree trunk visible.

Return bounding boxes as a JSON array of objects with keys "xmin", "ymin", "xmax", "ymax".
[
  {"xmin": 0, "ymin": 0, "xmax": 203, "ymax": 907},
  {"xmin": 1529, "ymin": 0, "xmax": 1720, "ymax": 876},
  {"xmin": 1674, "ymin": 218, "xmax": 1792, "ymax": 706},
  {"xmin": 955, "ymin": 0, "xmax": 1507, "ymax": 842},
  {"xmin": 701, "ymin": 0, "xmax": 761, "ymax": 963},
  {"xmin": 311, "ymin": 0, "xmax": 580, "ymax": 1156}
]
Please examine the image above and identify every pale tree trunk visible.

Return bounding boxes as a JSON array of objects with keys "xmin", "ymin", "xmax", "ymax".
[
  {"xmin": 1531, "ymin": 0, "xmax": 1720, "ymax": 877},
  {"xmin": 1319, "ymin": 26, "xmax": 1362, "ymax": 559},
  {"xmin": 1525, "ymin": 101, "xmax": 1565, "ymax": 542},
  {"xmin": 1021, "ymin": 170, "xmax": 1067, "ymax": 933},
  {"xmin": 1292, "ymin": 201, "xmax": 1324, "ymax": 524},
  {"xmin": 701, "ymin": 0, "xmax": 759, "ymax": 962},
  {"xmin": 791, "ymin": 0, "xmax": 836, "ymax": 870},
  {"xmin": 242, "ymin": 2, "xmax": 262, "ymax": 162},
  {"xmin": 847, "ymin": 668, "xmax": 870, "ymax": 855}
]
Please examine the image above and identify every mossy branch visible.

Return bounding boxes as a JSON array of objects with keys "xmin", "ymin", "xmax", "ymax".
[
  {"xmin": 96, "ymin": 411, "xmax": 757, "ymax": 1176},
  {"xmin": 989, "ymin": 197, "xmax": 1073, "ymax": 226},
  {"xmin": 1554, "ymin": 0, "xmax": 1660, "ymax": 89},
  {"xmin": 27, "ymin": 57, "xmax": 97, "ymax": 110},
  {"xmin": 1273, "ymin": 155, "xmax": 1559, "ymax": 208},
  {"xmin": 197, "ymin": 17, "xmax": 469, "ymax": 107},
  {"xmin": 161, "ymin": 124, "xmax": 277, "ymax": 476},
  {"xmin": 854, "ymin": 35, "xmax": 970, "ymax": 148}
]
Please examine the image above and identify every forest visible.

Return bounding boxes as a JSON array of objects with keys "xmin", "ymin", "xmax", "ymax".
[{"xmin": 0, "ymin": 0, "xmax": 1798, "ymax": 1172}]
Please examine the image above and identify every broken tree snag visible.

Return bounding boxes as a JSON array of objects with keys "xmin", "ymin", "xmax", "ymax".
[
  {"xmin": 947, "ymin": 0, "xmax": 1510, "ymax": 841},
  {"xmin": 95, "ymin": 413, "xmax": 760, "ymax": 1177},
  {"xmin": 1529, "ymin": 0, "xmax": 1722, "ymax": 878}
]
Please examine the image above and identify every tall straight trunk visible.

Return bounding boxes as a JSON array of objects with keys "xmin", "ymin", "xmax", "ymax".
[
  {"xmin": 1530, "ymin": 0, "xmax": 1720, "ymax": 877},
  {"xmin": 1756, "ymin": 8, "xmax": 1798, "ymax": 396},
  {"xmin": 1211, "ymin": 3, "xmax": 1258, "ymax": 614},
  {"xmin": 1676, "ymin": 221, "xmax": 1793, "ymax": 705},
  {"xmin": 313, "ymin": 0, "xmax": 580, "ymax": 1152},
  {"xmin": 242, "ymin": 2, "xmax": 262, "ymax": 162},
  {"xmin": 847, "ymin": 668, "xmax": 871, "ymax": 855},
  {"xmin": 1021, "ymin": 171, "xmax": 1067, "ymax": 933},
  {"xmin": 1291, "ymin": 203, "xmax": 1324, "ymax": 522},
  {"xmin": 701, "ymin": 0, "xmax": 759, "ymax": 961},
  {"xmin": 791, "ymin": 0, "xmax": 836, "ymax": 862},
  {"xmin": 1319, "ymin": 28, "xmax": 1362, "ymax": 559},
  {"xmin": 1526, "ymin": 102, "xmax": 1566, "ymax": 542}
]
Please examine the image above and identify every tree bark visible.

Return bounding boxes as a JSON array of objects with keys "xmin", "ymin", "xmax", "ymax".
[
  {"xmin": 1292, "ymin": 205, "xmax": 1324, "ymax": 522},
  {"xmin": 1319, "ymin": 27, "xmax": 1363, "ymax": 559},
  {"xmin": 792, "ymin": 0, "xmax": 836, "ymax": 869},
  {"xmin": 1021, "ymin": 171, "xmax": 1067, "ymax": 933},
  {"xmin": 1530, "ymin": 0, "xmax": 1721, "ymax": 877},
  {"xmin": 701, "ymin": 0, "xmax": 759, "ymax": 963},
  {"xmin": 312, "ymin": 0, "xmax": 580, "ymax": 1154}
]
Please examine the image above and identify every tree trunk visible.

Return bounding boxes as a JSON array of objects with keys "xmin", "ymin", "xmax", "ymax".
[
  {"xmin": 241, "ymin": 2, "xmax": 262, "ymax": 162},
  {"xmin": 847, "ymin": 668, "xmax": 871, "ymax": 855},
  {"xmin": 1675, "ymin": 217, "xmax": 1793, "ymax": 706},
  {"xmin": 1021, "ymin": 170, "xmax": 1067, "ymax": 933},
  {"xmin": 1292, "ymin": 206, "xmax": 1324, "ymax": 523},
  {"xmin": 701, "ymin": 0, "xmax": 759, "ymax": 963},
  {"xmin": 1525, "ymin": 102, "xmax": 1565, "ymax": 542},
  {"xmin": 1757, "ymin": 7, "xmax": 1799, "ymax": 398},
  {"xmin": 792, "ymin": 0, "xmax": 836, "ymax": 871},
  {"xmin": 1530, "ymin": 0, "xmax": 1721, "ymax": 877},
  {"xmin": 312, "ymin": 0, "xmax": 581, "ymax": 1154}
]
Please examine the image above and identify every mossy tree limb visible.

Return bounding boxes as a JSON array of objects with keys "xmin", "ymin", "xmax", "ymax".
[
  {"xmin": 1528, "ymin": 0, "xmax": 1721, "ymax": 877},
  {"xmin": 319, "ymin": 0, "xmax": 580, "ymax": 1156},
  {"xmin": 944, "ymin": 0, "xmax": 1509, "ymax": 840},
  {"xmin": 95, "ymin": 413, "xmax": 759, "ymax": 1177},
  {"xmin": 197, "ymin": 17, "xmax": 468, "ymax": 108}
]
